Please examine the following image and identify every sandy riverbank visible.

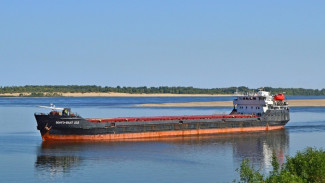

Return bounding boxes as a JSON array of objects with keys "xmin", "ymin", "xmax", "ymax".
[
  {"xmin": 1, "ymin": 93, "xmax": 324, "ymax": 106},
  {"xmin": 60, "ymin": 92, "xmax": 233, "ymax": 97},
  {"xmin": 138, "ymin": 99, "xmax": 325, "ymax": 107},
  {"xmin": 0, "ymin": 92, "xmax": 233, "ymax": 97}
]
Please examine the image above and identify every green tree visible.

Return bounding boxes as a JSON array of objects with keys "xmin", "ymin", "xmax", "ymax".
[
  {"xmin": 236, "ymin": 159, "xmax": 264, "ymax": 183},
  {"xmin": 1, "ymin": 85, "xmax": 325, "ymax": 96},
  {"xmin": 285, "ymin": 147, "xmax": 325, "ymax": 183},
  {"xmin": 235, "ymin": 147, "xmax": 325, "ymax": 183}
]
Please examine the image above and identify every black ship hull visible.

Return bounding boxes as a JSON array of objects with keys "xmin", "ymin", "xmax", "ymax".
[{"xmin": 35, "ymin": 109, "xmax": 289, "ymax": 141}]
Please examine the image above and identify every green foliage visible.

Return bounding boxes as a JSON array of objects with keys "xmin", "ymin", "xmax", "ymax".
[
  {"xmin": 285, "ymin": 147, "xmax": 325, "ymax": 183},
  {"xmin": 266, "ymin": 170, "xmax": 304, "ymax": 183},
  {"xmin": 0, "ymin": 85, "xmax": 324, "ymax": 96},
  {"xmin": 235, "ymin": 147, "xmax": 325, "ymax": 183},
  {"xmin": 236, "ymin": 159, "xmax": 264, "ymax": 183},
  {"xmin": 270, "ymin": 151, "xmax": 279, "ymax": 176}
]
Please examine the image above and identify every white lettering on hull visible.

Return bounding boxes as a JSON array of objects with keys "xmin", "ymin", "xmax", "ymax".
[{"xmin": 56, "ymin": 121, "xmax": 80, "ymax": 125}]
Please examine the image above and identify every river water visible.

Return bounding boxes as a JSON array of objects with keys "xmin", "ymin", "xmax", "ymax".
[{"xmin": 0, "ymin": 96, "xmax": 325, "ymax": 182}]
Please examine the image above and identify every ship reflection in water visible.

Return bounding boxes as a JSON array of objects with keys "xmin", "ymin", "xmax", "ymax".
[
  {"xmin": 35, "ymin": 129, "xmax": 289, "ymax": 180},
  {"xmin": 35, "ymin": 155, "xmax": 81, "ymax": 177}
]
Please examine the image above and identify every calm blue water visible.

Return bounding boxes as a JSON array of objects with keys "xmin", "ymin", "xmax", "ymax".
[{"xmin": 0, "ymin": 97, "xmax": 325, "ymax": 183}]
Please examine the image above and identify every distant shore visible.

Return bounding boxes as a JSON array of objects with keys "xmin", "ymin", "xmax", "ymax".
[
  {"xmin": 0, "ymin": 92, "xmax": 233, "ymax": 97},
  {"xmin": 1, "ymin": 92, "xmax": 324, "ymax": 107},
  {"xmin": 138, "ymin": 99, "xmax": 325, "ymax": 107}
]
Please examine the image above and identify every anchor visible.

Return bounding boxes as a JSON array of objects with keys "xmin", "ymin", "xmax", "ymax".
[{"xmin": 44, "ymin": 123, "xmax": 52, "ymax": 131}]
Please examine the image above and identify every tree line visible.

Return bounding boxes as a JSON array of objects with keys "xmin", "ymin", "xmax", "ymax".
[{"xmin": 0, "ymin": 85, "xmax": 324, "ymax": 96}]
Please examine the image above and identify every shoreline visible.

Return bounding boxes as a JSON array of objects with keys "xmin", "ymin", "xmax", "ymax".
[
  {"xmin": 0, "ymin": 92, "xmax": 324, "ymax": 107},
  {"xmin": 138, "ymin": 99, "xmax": 325, "ymax": 107},
  {"xmin": 0, "ymin": 92, "xmax": 233, "ymax": 97}
]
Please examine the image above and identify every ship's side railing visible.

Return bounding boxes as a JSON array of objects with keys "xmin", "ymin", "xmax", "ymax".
[
  {"xmin": 271, "ymin": 106, "xmax": 288, "ymax": 110},
  {"xmin": 34, "ymin": 111, "xmax": 80, "ymax": 117},
  {"xmin": 34, "ymin": 112, "xmax": 46, "ymax": 115}
]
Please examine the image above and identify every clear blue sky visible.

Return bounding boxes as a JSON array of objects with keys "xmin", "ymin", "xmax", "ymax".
[{"xmin": 1, "ymin": 1, "xmax": 324, "ymax": 89}]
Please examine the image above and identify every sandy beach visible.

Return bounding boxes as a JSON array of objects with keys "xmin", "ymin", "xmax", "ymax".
[
  {"xmin": 0, "ymin": 92, "xmax": 232, "ymax": 97},
  {"xmin": 1, "ymin": 92, "xmax": 324, "ymax": 107},
  {"xmin": 138, "ymin": 99, "xmax": 325, "ymax": 107}
]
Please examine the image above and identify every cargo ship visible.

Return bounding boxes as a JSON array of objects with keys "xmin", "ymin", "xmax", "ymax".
[{"xmin": 34, "ymin": 91, "xmax": 290, "ymax": 141}]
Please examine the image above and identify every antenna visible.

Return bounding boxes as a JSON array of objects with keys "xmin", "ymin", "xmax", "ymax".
[{"xmin": 39, "ymin": 103, "xmax": 64, "ymax": 111}]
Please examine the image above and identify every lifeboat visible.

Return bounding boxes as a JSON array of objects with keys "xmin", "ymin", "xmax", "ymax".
[{"xmin": 274, "ymin": 93, "xmax": 285, "ymax": 101}]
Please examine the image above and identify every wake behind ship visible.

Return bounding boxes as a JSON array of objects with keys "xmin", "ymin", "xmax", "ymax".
[{"xmin": 34, "ymin": 91, "xmax": 290, "ymax": 141}]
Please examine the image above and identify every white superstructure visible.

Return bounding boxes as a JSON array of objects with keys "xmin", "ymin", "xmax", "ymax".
[{"xmin": 233, "ymin": 90, "xmax": 288, "ymax": 116}]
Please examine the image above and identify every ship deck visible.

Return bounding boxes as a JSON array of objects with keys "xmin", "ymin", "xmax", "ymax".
[{"xmin": 85, "ymin": 114, "xmax": 257, "ymax": 123}]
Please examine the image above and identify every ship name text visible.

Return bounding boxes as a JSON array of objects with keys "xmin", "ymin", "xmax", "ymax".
[{"xmin": 56, "ymin": 121, "xmax": 80, "ymax": 125}]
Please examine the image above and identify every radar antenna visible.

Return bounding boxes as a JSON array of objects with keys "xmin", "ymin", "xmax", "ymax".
[{"xmin": 38, "ymin": 103, "xmax": 64, "ymax": 110}]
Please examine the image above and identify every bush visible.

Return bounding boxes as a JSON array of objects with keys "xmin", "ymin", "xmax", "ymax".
[
  {"xmin": 236, "ymin": 159, "xmax": 264, "ymax": 183},
  {"xmin": 235, "ymin": 147, "xmax": 325, "ymax": 183},
  {"xmin": 285, "ymin": 147, "xmax": 325, "ymax": 183}
]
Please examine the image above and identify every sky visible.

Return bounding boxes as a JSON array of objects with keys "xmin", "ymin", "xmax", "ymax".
[{"xmin": 1, "ymin": 1, "xmax": 325, "ymax": 89}]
